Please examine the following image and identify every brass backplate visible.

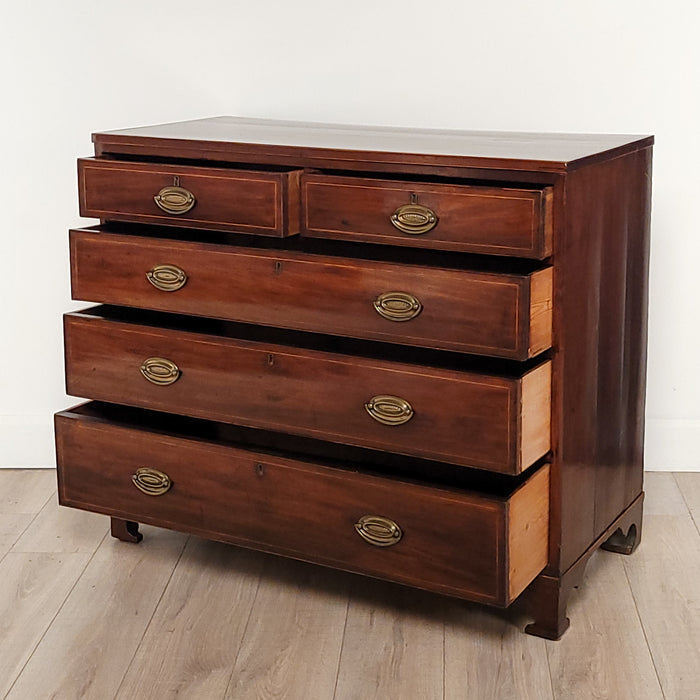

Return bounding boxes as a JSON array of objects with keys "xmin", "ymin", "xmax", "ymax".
[
  {"xmin": 132, "ymin": 467, "xmax": 172, "ymax": 496},
  {"xmin": 373, "ymin": 291, "xmax": 422, "ymax": 322},
  {"xmin": 355, "ymin": 515, "xmax": 403, "ymax": 547},
  {"xmin": 140, "ymin": 357, "xmax": 181, "ymax": 385},
  {"xmin": 146, "ymin": 264, "xmax": 187, "ymax": 292},
  {"xmin": 154, "ymin": 185, "xmax": 196, "ymax": 215},
  {"xmin": 364, "ymin": 395, "xmax": 414, "ymax": 425},
  {"xmin": 390, "ymin": 201, "xmax": 438, "ymax": 235}
]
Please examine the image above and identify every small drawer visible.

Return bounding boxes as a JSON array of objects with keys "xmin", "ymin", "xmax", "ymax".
[
  {"xmin": 302, "ymin": 174, "xmax": 552, "ymax": 258},
  {"xmin": 64, "ymin": 309, "xmax": 551, "ymax": 474},
  {"xmin": 55, "ymin": 404, "xmax": 550, "ymax": 606},
  {"xmin": 70, "ymin": 228, "xmax": 553, "ymax": 360},
  {"xmin": 78, "ymin": 159, "xmax": 301, "ymax": 237}
]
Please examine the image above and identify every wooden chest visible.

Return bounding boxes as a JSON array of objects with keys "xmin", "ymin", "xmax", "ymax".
[{"xmin": 55, "ymin": 117, "xmax": 653, "ymax": 639}]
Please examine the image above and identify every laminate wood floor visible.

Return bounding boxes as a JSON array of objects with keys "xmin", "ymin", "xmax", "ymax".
[{"xmin": 1, "ymin": 469, "xmax": 698, "ymax": 700}]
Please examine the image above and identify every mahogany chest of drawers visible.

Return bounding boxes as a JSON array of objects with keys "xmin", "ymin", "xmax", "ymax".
[{"xmin": 55, "ymin": 117, "xmax": 653, "ymax": 639}]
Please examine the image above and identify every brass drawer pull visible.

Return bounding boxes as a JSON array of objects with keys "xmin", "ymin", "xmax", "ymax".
[
  {"xmin": 355, "ymin": 515, "xmax": 403, "ymax": 547},
  {"xmin": 390, "ymin": 194, "xmax": 438, "ymax": 235},
  {"xmin": 146, "ymin": 264, "xmax": 187, "ymax": 292},
  {"xmin": 154, "ymin": 185, "xmax": 196, "ymax": 215},
  {"xmin": 132, "ymin": 467, "xmax": 172, "ymax": 496},
  {"xmin": 365, "ymin": 395, "xmax": 414, "ymax": 425},
  {"xmin": 373, "ymin": 292, "xmax": 422, "ymax": 322},
  {"xmin": 140, "ymin": 357, "xmax": 181, "ymax": 385}
]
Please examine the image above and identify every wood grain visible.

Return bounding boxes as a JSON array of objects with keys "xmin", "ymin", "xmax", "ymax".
[
  {"xmin": 116, "ymin": 538, "xmax": 263, "ymax": 700},
  {"xmin": 78, "ymin": 158, "xmax": 301, "ymax": 237},
  {"xmin": 7, "ymin": 525, "xmax": 187, "ymax": 700},
  {"xmin": 1, "ymin": 471, "xmax": 699, "ymax": 698},
  {"xmin": 554, "ymin": 147, "xmax": 652, "ymax": 572},
  {"xmin": 622, "ymin": 512, "xmax": 700, "ymax": 699},
  {"xmin": 224, "ymin": 557, "xmax": 349, "ymax": 699},
  {"xmin": 0, "ymin": 513, "xmax": 34, "ymax": 559},
  {"xmin": 63, "ymin": 312, "xmax": 550, "ymax": 473},
  {"xmin": 302, "ymin": 174, "xmax": 552, "ymax": 258},
  {"xmin": 69, "ymin": 228, "xmax": 549, "ymax": 360},
  {"xmin": 0, "ymin": 468, "xmax": 56, "ymax": 513},
  {"xmin": 519, "ymin": 361, "xmax": 552, "ymax": 471},
  {"xmin": 674, "ymin": 472, "xmax": 700, "ymax": 527},
  {"xmin": 643, "ymin": 471, "xmax": 688, "ymax": 515},
  {"xmin": 93, "ymin": 115, "xmax": 653, "ymax": 175},
  {"xmin": 508, "ymin": 465, "xmax": 549, "ymax": 601},
  {"xmin": 528, "ymin": 266, "xmax": 553, "ymax": 357},
  {"xmin": 0, "ymin": 552, "xmax": 91, "ymax": 698},
  {"xmin": 444, "ymin": 603, "xmax": 553, "ymax": 700},
  {"xmin": 56, "ymin": 411, "xmax": 549, "ymax": 605},
  {"xmin": 334, "ymin": 580, "xmax": 444, "ymax": 700},
  {"xmin": 546, "ymin": 552, "xmax": 663, "ymax": 700},
  {"xmin": 11, "ymin": 494, "xmax": 108, "ymax": 553}
]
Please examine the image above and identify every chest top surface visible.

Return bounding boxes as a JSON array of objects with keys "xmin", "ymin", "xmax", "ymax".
[{"xmin": 93, "ymin": 116, "xmax": 653, "ymax": 173}]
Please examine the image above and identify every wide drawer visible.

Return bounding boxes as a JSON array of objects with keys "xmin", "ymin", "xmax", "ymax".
[
  {"xmin": 78, "ymin": 159, "xmax": 301, "ymax": 237},
  {"xmin": 70, "ymin": 228, "xmax": 552, "ymax": 360},
  {"xmin": 302, "ymin": 174, "xmax": 553, "ymax": 258},
  {"xmin": 55, "ymin": 404, "xmax": 550, "ymax": 606},
  {"xmin": 64, "ymin": 309, "xmax": 551, "ymax": 474}
]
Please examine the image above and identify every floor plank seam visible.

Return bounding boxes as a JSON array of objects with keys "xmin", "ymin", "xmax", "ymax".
[
  {"xmin": 220, "ymin": 552, "xmax": 267, "ymax": 700},
  {"xmin": 442, "ymin": 618, "xmax": 446, "ymax": 700},
  {"xmin": 673, "ymin": 473, "xmax": 700, "ymax": 537},
  {"xmin": 330, "ymin": 593, "xmax": 351, "ymax": 700},
  {"xmin": 544, "ymin": 635, "xmax": 557, "ymax": 700},
  {"xmin": 110, "ymin": 533, "xmax": 192, "ymax": 700},
  {"xmin": 621, "ymin": 561, "xmax": 668, "ymax": 700},
  {"xmin": 2, "ymin": 528, "xmax": 109, "ymax": 700}
]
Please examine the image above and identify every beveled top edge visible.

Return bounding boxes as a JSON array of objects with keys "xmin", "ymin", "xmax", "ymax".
[{"xmin": 93, "ymin": 116, "xmax": 654, "ymax": 172}]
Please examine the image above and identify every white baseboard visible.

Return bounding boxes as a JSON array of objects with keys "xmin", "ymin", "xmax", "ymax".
[
  {"xmin": 1, "ymin": 415, "xmax": 698, "ymax": 471},
  {"xmin": 645, "ymin": 419, "xmax": 700, "ymax": 471},
  {"xmin": 0, "ymin": 416, "xmax": 55, "ymax": 468}
]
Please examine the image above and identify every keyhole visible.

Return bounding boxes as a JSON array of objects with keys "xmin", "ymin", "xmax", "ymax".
[
  {"xmin": 274, "ymin": 261, "xmax": 283, "ymax": 275},
  {"xmin": 255, "ymin": 463, "xmax": 265, "ymax": 477},
  {"xmin": 267, "ymin": 354, "xmax": 275, "ymax": 366}
]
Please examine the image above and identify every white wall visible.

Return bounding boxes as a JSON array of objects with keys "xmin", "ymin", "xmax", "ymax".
[{"xmin": 1, "ymin": 1, "xmax": 697, "ymax": 469}]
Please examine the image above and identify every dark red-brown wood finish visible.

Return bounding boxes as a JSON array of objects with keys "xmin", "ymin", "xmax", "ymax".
[
  {"xmin": 63, "ymin": 310, "xmax": 551, "ymax": 474},
  {"xmin": 56, "ymin": 117, "xmax": 652, "ymax": 640},
  {"xmin": 55, "ymin": 406, "xmax": 550, "ymax": 606},
  {"xmin": 69, "ymin": 227, "xmax": 552, "ymax": 360}
]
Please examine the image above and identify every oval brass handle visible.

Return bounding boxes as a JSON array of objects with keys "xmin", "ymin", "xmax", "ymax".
[
  {"xmin": 390, "ymin": 200, "xmax": 438, "ymax": 235},
  {"xmin": 132, "ymin": 467, "xmax": 172, "ymax": 496},
  {"xmin": 365, "ymin": 395, "xmax": 414, "ymax": 425},
  {"xmin": 355, "ymin": 515, "xmax": 403, "ymax": 547},
  {"xmin": 140, "ymin": 357, "xmax": 181, "ymax": 386},
  {"xmin": 154, "ymin": 185, "xmax": 196, "ymax": 215},
  {"xmin": 146, "ymin": 264, "xmax": 187, "ymax": 292},
  {"xmin": 373, "ymin": 292, "xmax": 422, "ymax": 322}
]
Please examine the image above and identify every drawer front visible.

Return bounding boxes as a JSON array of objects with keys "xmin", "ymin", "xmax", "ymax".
[
  {"xmin": 303, "ymin": 175, "xmax": 552, "ymax": 258},
  {"xmin": 64, "ymin": 313, "xmax": 551, "ymax": 473},
  {"xmin": 78, "ymin": 159, "xmax": 301, "ymax": 237},
  {"xmin": 70, "ymin": 229, "xmax": 553, "ymax": 360},
  {"xmin": 55, "ymin": 408, "xmax": 550, "ymax": 605}
]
